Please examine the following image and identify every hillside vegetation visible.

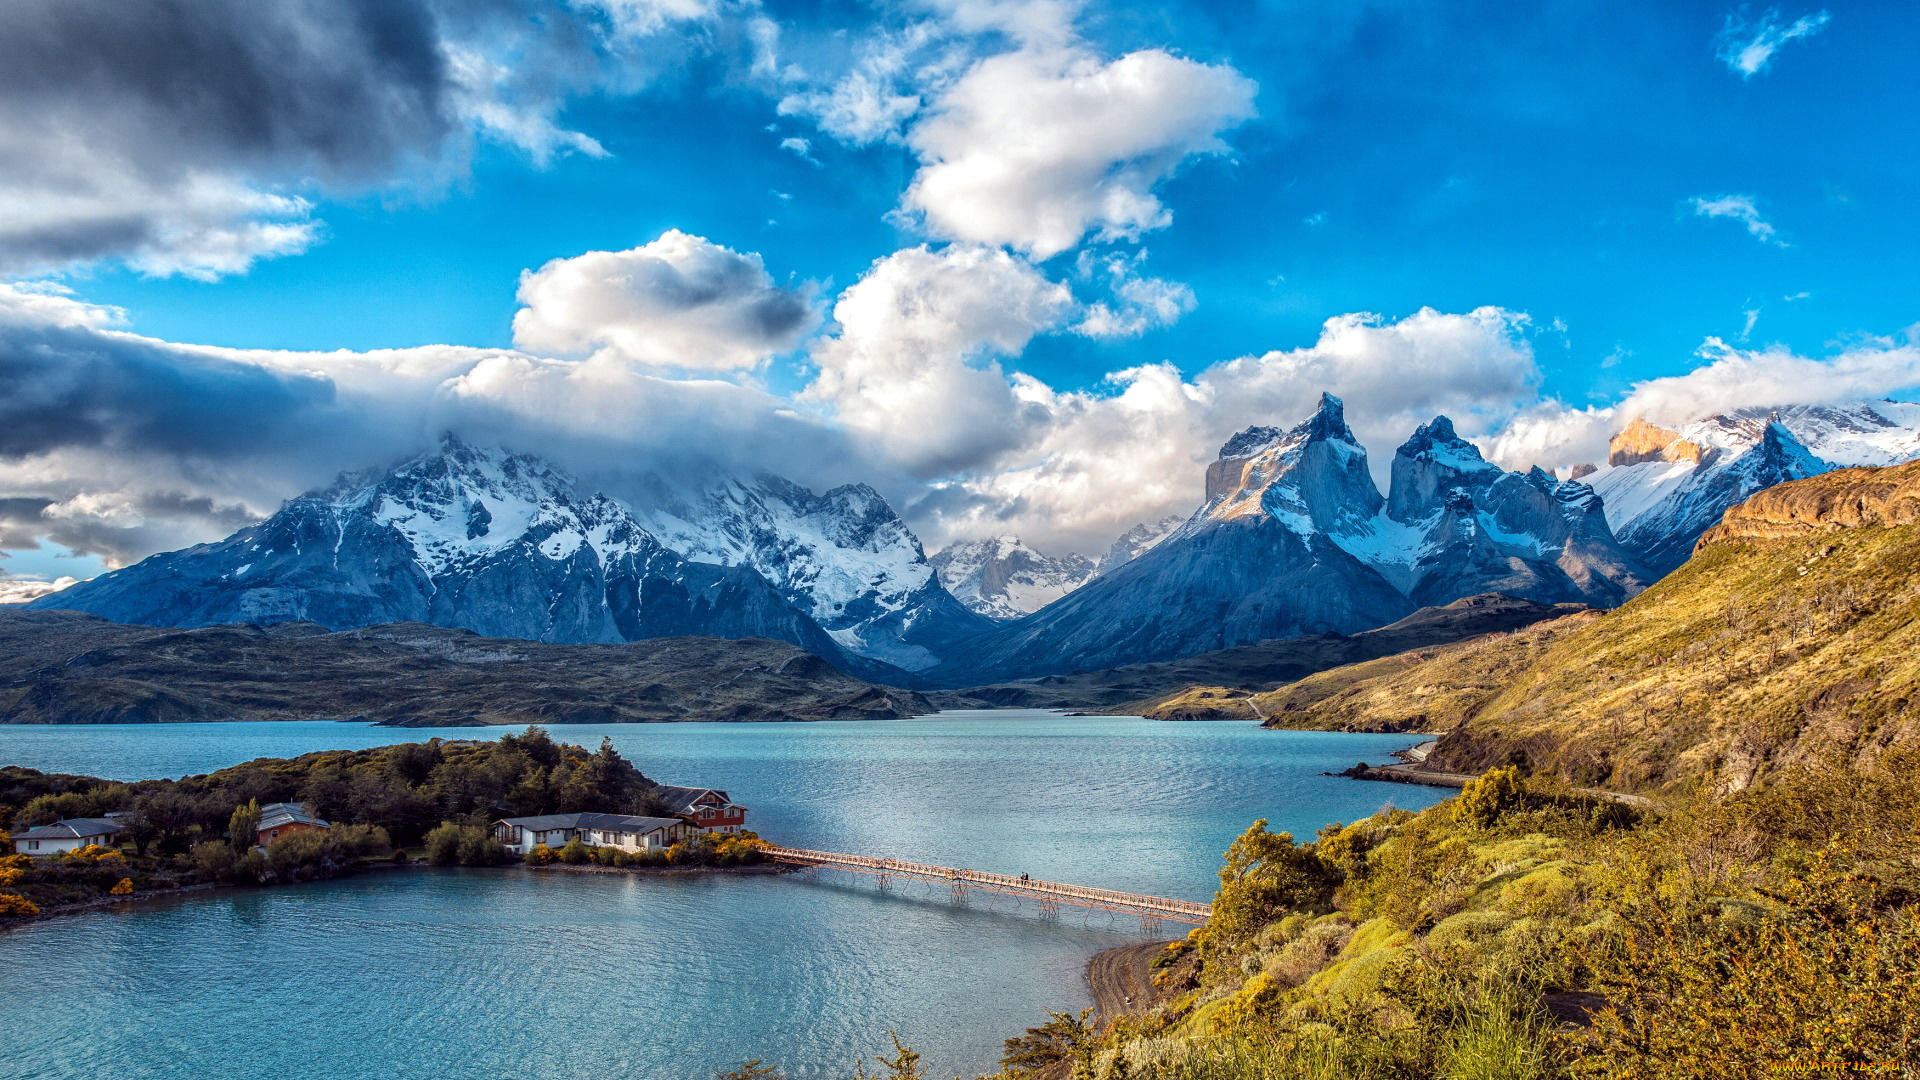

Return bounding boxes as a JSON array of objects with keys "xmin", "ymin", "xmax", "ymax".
[
  {"xmin": 936, "ymin": 595, "xmax": 1577, "ymax": 714},
  {"xmin": 973, "ymin": 755, "xmax": 1920, "ymax": 1080},
  {"xmin": 1260, "ymin": 462, "xmax": 1920, "ymax": 795}
]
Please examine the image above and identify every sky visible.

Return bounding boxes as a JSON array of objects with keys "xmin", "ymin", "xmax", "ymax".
[{"xmin": 4, "ymin": 0, "xmax": 1919, "ymax": 594}]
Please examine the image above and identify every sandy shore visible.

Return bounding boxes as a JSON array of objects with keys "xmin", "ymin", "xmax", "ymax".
[{"xmin": 1085, "ymin": 940, "xmax": 1176, "ymax": 1019}]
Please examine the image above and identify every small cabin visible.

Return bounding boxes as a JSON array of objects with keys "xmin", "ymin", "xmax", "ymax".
[
  {"xmin": 491, "ymin": 813, "xmax": 699, "ymax": 857},
  {"xmin": 9, "ymin": 817, "xmax": 125, "ymax": 856},
  {"xmin": 256, "ymin": 803, "xmax": 331, "ymax": 847},
  {"xmin": 651, "ymin": 785, "xmax": 750, "ymax": 834}
]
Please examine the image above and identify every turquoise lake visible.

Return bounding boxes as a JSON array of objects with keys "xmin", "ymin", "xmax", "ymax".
[{"xmin": 0, "ymin": 712, "xmax": 1446, "ymax": 1079}]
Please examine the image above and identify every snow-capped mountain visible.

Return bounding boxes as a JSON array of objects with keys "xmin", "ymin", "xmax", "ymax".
[
  {"xmin": 621, "ymin": 473, "xmax": 992, "ymax": 671},
  {"xmin": 28, "ymin": 438, "xmax": 874, "ymax": 670},
  {"xmin": 929, "ymin": 536, "xmax": 1097, "ymax": 620},
  {"xmin": 923, "ymin": 394, "xmax": 1646, "ymax": 685},
  {"xmin": 1091, "ymin": 516, "xmax": 1184, "ymax": 577},
  {"xmin": 1728, "ymin": 400, "xmax": 1920, "ymax": 466},
  {"xmin": 1588, "ymin": 412, "xmax": 1850, "ymax": 574}
]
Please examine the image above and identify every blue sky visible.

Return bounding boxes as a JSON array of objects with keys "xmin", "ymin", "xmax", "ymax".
[
  {"xmin": 64, "ymin": 0, "xmax": 1917, "ymax": 399},
  {"xmin": 4, "ymin": 0, "xmax": 1919, "ymax": 587}
]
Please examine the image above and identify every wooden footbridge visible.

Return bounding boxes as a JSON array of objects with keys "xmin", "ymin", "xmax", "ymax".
[{"xmin": 764, "ymin": 845, "xmax": 1212, "ymax": 928}]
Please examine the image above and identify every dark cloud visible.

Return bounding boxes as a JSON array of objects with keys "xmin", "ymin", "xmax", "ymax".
[
  {"xmin": 0, "ymin": 0, "xmax": 695, "ymax": 276},
  {"xmin": 0, "ymin": 0, "xmax": 452, "ymax": 181},
  {"xmin": 0, "ymin": 312, "xmax": 340, "ymax": 459}
]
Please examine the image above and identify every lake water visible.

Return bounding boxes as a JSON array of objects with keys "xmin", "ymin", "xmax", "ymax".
[{"xmin": 0, "ymin": 713, "xmax": 1445, "ymax": 1079}]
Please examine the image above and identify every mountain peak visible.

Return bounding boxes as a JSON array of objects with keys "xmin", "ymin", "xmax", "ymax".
[{"xmin": 1301, "ymin": 391, "xmax": 1354, "ymax": 443}]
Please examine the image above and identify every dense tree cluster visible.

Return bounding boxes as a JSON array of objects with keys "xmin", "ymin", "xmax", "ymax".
[
  {"xmin": 3, "ymin": 728, "xmax": 658, "ymax": 852},
  {"xmin": 1, "ymin": 728, "xmax": 676, "ymax": 914}
]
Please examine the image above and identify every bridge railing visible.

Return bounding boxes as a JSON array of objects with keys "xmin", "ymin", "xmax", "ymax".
[{"xmin": 763, "ymin": 845, "xmax": 1212, "ymax": 921}]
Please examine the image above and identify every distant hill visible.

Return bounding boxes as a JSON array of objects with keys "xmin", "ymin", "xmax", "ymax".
[
  {"xmin": 1265, "ymin": 460, "xmax": 1920, "ymax": 794},
  {"xmin": 0, "ymin": 610, "xmax": 932, "ymax": 726},
  {"xmin": 932, "ymin": 593, "xmax": 1579, "ymax": 713}
]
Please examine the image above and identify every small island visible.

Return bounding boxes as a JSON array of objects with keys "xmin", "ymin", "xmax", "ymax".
[{"xmin": 1, "ymin": 727, "xmax": 767, "ymax": 920}]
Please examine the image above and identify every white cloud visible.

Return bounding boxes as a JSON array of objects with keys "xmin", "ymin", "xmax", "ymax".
[
  {"xmin": 1482, "ymin": 335, "xmax": 1920, "ymax": 472},
  {"xmin": 902, "ymin": 45, "xmax": 1257, "ymax": 258},
  {"xmin": 0, "ymin": 576, "xmax": 79, "ymax": 605},
  {"xmin": 775, "ymin": 26, "xmax": 933, "ymax": 145},
  {"xmin": 1716, "ymin": 8, "xmax": 1831, "ymax": 79},
  {"xmin": 1072, "ymin": 251, "xmax": 1195, "ymax": 338},
  {"xmin": 511, "ymin": 230, "xmax": 818, "ymax": 372},
  {"xmin": 803, "ymin": 244, "xmax": 1075, "ymax": 476},
  {"xmin": 897, "ymin": 306, "xmax": 1542, "ymax": 551},
  {"xmin": 1691, "ymin": 193, "xmax": 1786, "ymax": 247}
]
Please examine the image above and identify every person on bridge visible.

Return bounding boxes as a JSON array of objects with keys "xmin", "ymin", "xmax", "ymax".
[{"xmin": 1020, "ymin": 873, "xmax": 1029, "ymax": 883}]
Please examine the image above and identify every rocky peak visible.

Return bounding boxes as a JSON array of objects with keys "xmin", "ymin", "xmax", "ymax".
[
  {"xmin": 1202, "ymin": 393, "xmax": 1381, "ymax": 534},
  {"xmin": 1386, "ymin": 415, "xmax": 1504, "ymax": 523},
  {"xmin": 1608, "ymin": 418, "xmax": 1712, "ymax": 468},
  {"xmin": 1092, "ymin": 515, "xmax": 1185, "ymax": 577}
]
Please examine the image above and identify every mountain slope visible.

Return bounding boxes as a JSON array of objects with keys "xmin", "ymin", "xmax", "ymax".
[
  {"xmin": 1590, "ymin": 416, "xmax": 1832, "ymax": 574},
  {"xmin": 934, "ymin": 594, "xmax": 1580, "ymax": 713},
  {"xmin": 925, "ymin": 394, "xmax": 1644, "ymax": 686},
  {"xmin": 0, "ymin": 610, "xmax": 932, "ymax": 725},
  {"xmin": 27, "ymin": 438, "xmax": 863, "ymax": 667},
  {"xmin": 928, "ymin": 535, "xmax": 1095, "ymax": 620},
  {"xmin": 1272, "ymin": 460, "xmax": 1920, "ymax": 793},
  {"xmin": 622, "ymin": 472, "xmax": 991, "ymax": 670}
]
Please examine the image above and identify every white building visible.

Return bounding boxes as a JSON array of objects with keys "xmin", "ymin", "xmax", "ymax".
[
  {"xmin": 10, "ymin": 817, "xmax": 124, "ymax": 856},
  {"xmin": 490, "ymin": 812, "xmax": 698, "ymax": 857}
]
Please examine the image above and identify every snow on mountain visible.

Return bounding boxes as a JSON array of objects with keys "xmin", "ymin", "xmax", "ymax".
[
  {"xmin": 1092, "ymin": 516, "xmax": 1184, "ymax": 577},
  {"xmin": 923, "ymin": 394, "xmax": 1645, "ymax": 685},
  {"xmin": 1590, "ymin": 416, "xmax": 1834, "ymax": 575},
  {"xmin": 27, "ymin": 437, "xmax": 863, "ymax": 667},
  {"xmin": 616, "ymin": 473, "xmax": 992, "ymax": 671},
  {"xmin": 1723, "ymin": 400, "xmax": 1920, "ymax": 466},
  {"xmin": 929, "ymin": 536, "xmax": 1096, "ymax": 620}
]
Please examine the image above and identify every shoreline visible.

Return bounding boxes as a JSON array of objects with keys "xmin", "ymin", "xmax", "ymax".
[
  {"xmin": 1085, "ymin": 940, "xmax": 1177, "ymax": 1020},
  {"xmin": 0, "ymin": 858, "xmax": 800, "ymax": 932}
]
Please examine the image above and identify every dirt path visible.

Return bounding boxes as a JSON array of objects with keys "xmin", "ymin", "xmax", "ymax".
[{"xmin": 1086, "ymin": 940, "xmax": 1174, "ymax": 1019}]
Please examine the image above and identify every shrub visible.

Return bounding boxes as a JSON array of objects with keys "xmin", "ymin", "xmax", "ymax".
[
  {"xmin": 524, "ymin": 843, "xmax": 556, "ymax": 866},
  {"xmin": 1455, "ymin": 766, "xmax": 1525, "ymax": 828},
  {"xmin": 555, "ymin": 839, "xmax": 591, "ymax": 865},
  {"xmin": 0, "ymin": 892, "xmax": 39, "ymax": 917},
  {"xmin": 109, "ymin": 877, "xmax": 134, "ymax": 896},
  {"xmin": 1202, "ymin": 820, "xmax": 1341, "ymax": 949},
  {"xmin": 425, "ymin": 822, "xmax": 508, "ymax": 867}
]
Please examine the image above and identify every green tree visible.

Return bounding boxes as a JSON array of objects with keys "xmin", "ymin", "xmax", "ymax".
[
  {"xmin": 1205, "ymin": 819, "xmax": 1341, "ymax": 947},
  {"xmin": 228, "ymin": 799, "xmax": 261, "ymax": 855},
  {"xmin": 1001, "ymin": 1009, "xmax": 1094, "ymax": 1075}
]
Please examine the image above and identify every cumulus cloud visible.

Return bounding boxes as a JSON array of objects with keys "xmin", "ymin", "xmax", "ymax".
[
  {"xmin": 1716, "ymin": 8, "xmax": 1831, "ymax": 78},
  {"xmin": 909, "ymin": 307, "xmax": 1542, "ymax": 550},
  {"xmin": 1482, "ymin": 335, "xmax": 1920, "ymax": 473},
  {"xmin": 511, "ymin": 230, "xmax": 817, "ymax": 371},
  {"xmin": 1691, "ymin": 194, "xmax": 1785, "ymax": 247},
  {"xmin": 803, "ymin": 245, "xmax": 1075, "ymax": 475},
  {"xmin": 901, "ymin": 45, "xmax": 1257, "ymax": 258},
  {"xmin": 0, "ymin": 0, "xmax": 732, "ymax": 279}
]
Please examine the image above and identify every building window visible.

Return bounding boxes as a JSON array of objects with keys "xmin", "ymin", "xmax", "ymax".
[{"xmin": 27, "ymin": 841, "xmax": 39, "ymax": 850}]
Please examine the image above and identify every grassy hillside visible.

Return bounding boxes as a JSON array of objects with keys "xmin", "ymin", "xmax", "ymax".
[
  {"xmin": 978, "ymin": 755, "xmax": 1920, "ymax": 1080},
  {"xmin": 934, "ymin": 595, "xmax": 1578, "ymax": 714},
  {"xmin": 1141, "ymin": 612, "xmax": 1599, "ymax": 729},
  {"xmin": 1266, "ymin": 463, "xmax": 1920, "ymax": 795}
]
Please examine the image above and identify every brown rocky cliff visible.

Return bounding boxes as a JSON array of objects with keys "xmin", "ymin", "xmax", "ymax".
[
  {"xmin": 1696, "ymin": 460, "xmax": 1920, "ymax": 547},
  {"xmin": 1608, "ymin": 417, "xmax": 1708, "ymax": 468}
]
